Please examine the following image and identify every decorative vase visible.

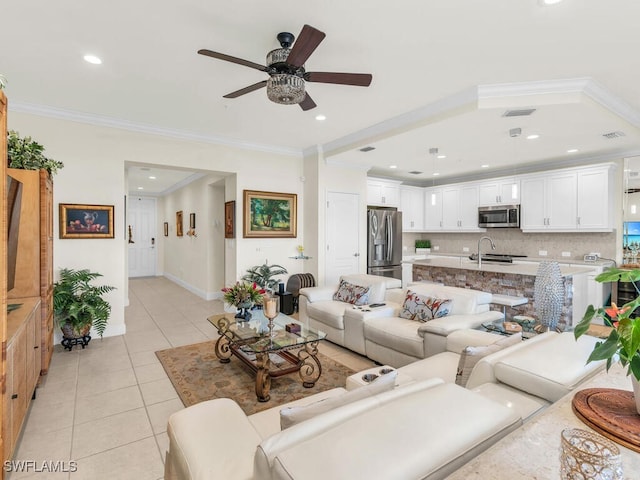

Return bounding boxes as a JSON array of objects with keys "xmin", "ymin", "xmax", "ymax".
[
  {"xmin": 633, "ymin": 375, "xmax": 640, "ymax": 415},
  {"xmin": 61, "ymin": 321, "xmax": 91, "ymax": 339},
  {"xmin": 559, "ymin": 428, "xmax": 623, "ymax": 479},
  {"xmin": 533, "ymin": 261, "xmax": 564, "ymax": 330},
  {"xmin": 235, "ymin": 301, "xmax": 253, "ymax": 321}
]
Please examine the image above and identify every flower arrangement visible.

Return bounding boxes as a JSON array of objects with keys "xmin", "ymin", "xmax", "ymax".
[
  {"xmin": 221, "ymin": 282, "xmax": 265, "ymax": 307},
  {"xmin": 574, "ymin": 267, "xmax": 640, "ymax": 381}
]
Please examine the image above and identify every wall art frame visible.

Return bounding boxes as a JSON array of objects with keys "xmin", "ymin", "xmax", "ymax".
[
  {"xmin": 163, "ymin": 222, "xmax": 169, "ymax": 237},
  {"xmin": 59, "ymin": 203, "xmax": 115, "ymax": 239},
  {"xmin": 243, "ymin": 190, "xmax": 297, "ymax": 238},
  {"xmin": 176, "ymin": 211, "xmax": 184, "ymax": 237},
  {"xmin": 224, "ymin": 201, "xmax": 235, "ymax": 239}
]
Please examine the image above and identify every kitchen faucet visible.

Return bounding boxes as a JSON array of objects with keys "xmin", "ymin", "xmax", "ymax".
[{"xmin": 477, "ymin": 236, "xmax": 496, "ymax": 269}]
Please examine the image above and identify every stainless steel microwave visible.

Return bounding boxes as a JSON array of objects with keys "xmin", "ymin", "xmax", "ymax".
[{"xmin": 478, "ymin": 205, "xmax": 520, "ymax": 228}]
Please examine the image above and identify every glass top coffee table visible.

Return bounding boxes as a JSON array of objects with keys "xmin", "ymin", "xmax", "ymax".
[{"xmin": 207, "ymin": 311, "xmax": 327, "ymax": 402}]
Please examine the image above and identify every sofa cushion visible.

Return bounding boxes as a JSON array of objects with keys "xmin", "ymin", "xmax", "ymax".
[
  {"xmin": 333, "ymin": 279, "xmax": 371, "ymax": 305},
  {"xmin": 364, "ymin": 316, "xmax": 425, "ymax": 358},
  {"xmin": 306, "ymin": 301, "xmax": 350, "ymax": 330},
  {"xmin": 407, "ymin": 284, "xmax": 491, "ymax": 315},
  {"xmin": 399, "ymin": 289, "xmax": 452, "ymax": 321},
  {"xmin": 279, "ymin": 370, "xmax": 397, "ymax": 429},
  {"xmin": 455, "ymin": 333, "xmax": 522, "ymax": 387},
  {"xmin": 340, "ymin": 274, "xmax": 389, "ymax": 304}
]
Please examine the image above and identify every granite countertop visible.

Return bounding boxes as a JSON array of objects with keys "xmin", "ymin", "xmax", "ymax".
[
  {"xmin": 446, "ymin": 364, "xmax": 640, "ymax": 479},
  {"xmin": 410, "ymin": 256, "xmax": 596, "ymax": 277},
  {"xmin": 406, "ymin": 251, "xmax": 614, "ymax": 267}
]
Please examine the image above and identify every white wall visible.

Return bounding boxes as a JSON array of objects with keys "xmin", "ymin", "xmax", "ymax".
[{"xmin": 8, "ymin": 111, "xmax": 304, "ymax": 337}]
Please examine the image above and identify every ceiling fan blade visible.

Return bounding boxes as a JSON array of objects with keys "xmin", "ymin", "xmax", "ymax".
[
  {"xmin": 299, "ymin": 93, "xmax": 317, "ymax": 111},
  {"xmin": 305, "ymin": 72, "xmax": 372, "ymax": 87},
  {"xmin": 197, "ymin": 49, "xmax": 267, "ymax": 72},
  {"xmin": 286, "ymin": 25, "xmax": 326, "ymax": 68},
  {"xmin": 223, "ymin": 80, "xmax": 268, "ymax": 98}
]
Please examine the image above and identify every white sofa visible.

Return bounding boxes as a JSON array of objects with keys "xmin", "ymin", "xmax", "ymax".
[
  {"xmin": 300, "ymin": 279, "xmax": 504, "ymax": 367},
  {"xmin": 165, "ymin": 377, "xmax": 521, "ymax": 480}
]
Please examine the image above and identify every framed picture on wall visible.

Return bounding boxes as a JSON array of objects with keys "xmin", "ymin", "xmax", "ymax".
[
  {"xmin": 243, "ymin": 190, "xmax": 297, "ymax": 238},
  {"xmin": 59, "ymin": 204, "xmax": 115, "ymax": 239},
  {"xmin": 176, "ymin": 211, "xmax": 183, "ymax": 237},
  {"xmin": 163, "ymin": 222, "xmax": 169, "ymax": 237},
  {"xmin": 225, "ymin": 201, "xmax": 235, "ymax": 238}
]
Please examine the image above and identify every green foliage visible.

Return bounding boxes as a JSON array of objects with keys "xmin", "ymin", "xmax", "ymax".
[
  {"xmin": 415, "ymin": 239, "xmax": 431, "ymax": 248},
  {"xmin": 574, "ymin": 267, "xmax": 640, "ymax": 380},
  {"xmin": 242, "ymin": 262, "xmax": 288, "ymax": 291},
  {"xmin": 251, "ymin": 199, "xmax": 290, "ymax": 229},
  {"xmin": 7, "ymin": 130, "xmax": 64, "ymax": 176},
  {"xmin": 221, "ymin": 282, "xmax": 265, "ymax": 306},
  {"xmin": 53, "ymin": 268, "xmax": 116, "ymax": 337}
]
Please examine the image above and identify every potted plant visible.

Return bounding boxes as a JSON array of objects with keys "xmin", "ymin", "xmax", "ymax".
[
  {"xmin": 53, "ymin": 268, "xmax": 116, "ymax": 344},
  {"xmin": 221, "ymin": 282, "xmax": 265, "ymax": 321},
  {"xmin": 415, "ymin": 239, "xmax": 431, "ymax": 254},
  {"xmin": 242, "ymin": 261, "xmax": 288, "ymax": 291},
  {"xmin": 7, "ymin": 130, "xmax": 64, "ymax": 177},
  {"xmin": 574, "ymin": 267, "xmax": 640, "ymax": 413}
]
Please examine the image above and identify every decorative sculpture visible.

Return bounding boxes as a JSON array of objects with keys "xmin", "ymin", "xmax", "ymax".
[{"xmin": 533, "ymin": 261, "xmax": 565, "ymax": 330}]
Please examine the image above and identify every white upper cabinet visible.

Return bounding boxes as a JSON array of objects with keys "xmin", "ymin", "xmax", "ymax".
[
  {"xmin": 424, "ymin": 187, "xmax": 444, "ymax": 231},
  {"xmin": 432, "ymin": 184, "xmax": 483, "ymax": 232},
  {"xmin": 367, "ymin": 179, "xmax": 401, "ymax": 207},
  {"xmin": 478, "ymin": 178, "xmax": 520, "ymax": 206},
  {"xmin": 400, "ymin": 186, "xmax": 425, "ymax": 231},
  {"xmin": 576, "ymin": 166, "xmax": 613, "ymax": 231}
]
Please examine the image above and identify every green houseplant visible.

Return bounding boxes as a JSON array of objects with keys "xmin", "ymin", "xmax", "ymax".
[
  {"xmin": 7, "ymin": 130, "xmax": 64, "ymax": 177},
  {"xmin": 53, "ymin": 268, "xmax": 116, "ymax": 339},
  {"xmin": 242, "ymin": 262, "xmax": 288, "ymax": 291}
]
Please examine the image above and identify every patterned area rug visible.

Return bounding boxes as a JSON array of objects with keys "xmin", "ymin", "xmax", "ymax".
[{"xmin": 156, "ymin": 340, "xmax": 355, "ymax": 415}]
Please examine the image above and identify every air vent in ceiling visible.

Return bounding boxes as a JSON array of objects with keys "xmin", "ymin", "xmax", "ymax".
[
  {"xmin": 359, "ymin": 146, "xmax": 376, "ymax": 152},
  {"xmin": 502, "ymin": 108, "xmax": 536, "ymax": 117},
  {"xmin": 408, "ymin": 171, "xmax": 423, "ymax": 175},
  {"xmin": 602, "ymin": 131, "xmax": 626, "ymax": 139}
]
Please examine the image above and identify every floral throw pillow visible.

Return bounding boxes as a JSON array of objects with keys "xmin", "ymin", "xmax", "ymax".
[
  {"xmin": 333, "ymin": 280, "xmax": 371, "ymax": 305},
  {"xmin": 399, "ymin": 290, "xmax": 452, "ymax": 322}
]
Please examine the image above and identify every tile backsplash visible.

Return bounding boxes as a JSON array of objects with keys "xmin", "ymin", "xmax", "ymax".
[{"xmin": 403, "ymin": 229, "xmax": 616, "ymax": 262}]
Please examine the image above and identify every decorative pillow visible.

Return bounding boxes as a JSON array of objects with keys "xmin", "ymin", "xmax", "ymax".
[
  {"xmin": 455, "ymin": 333, "xmax": 522, "ymax": 387},
  {"xmin": 279, "ymin": 370, "xmax": 397, "ymax": 430},
  {"xmin": 399, "ymin": 290, "xmax": 452, "ymax": 322},
  {"xmin": 333, "ymin": 279, "xmax": 371, "ymax": 305}
]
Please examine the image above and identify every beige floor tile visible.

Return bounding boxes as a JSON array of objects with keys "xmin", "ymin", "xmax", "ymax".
[
  {"xmin": 69, "ymin": 437, "xmax": 163, "ymax": 480},
  {"xmin": 125, "ymin": 316, "xmax": 159, "ymax": 333},
  {"xmin": 76, "ymin": 367, "xmax": 137, "ymax": 398},
  {"xmin": 154, "ymin": 432, "xmax": 169, "ymax": 463},
  {"xmin": 146, "ymin": 398, "xmax": 184, "ymax": 434},
  {"xmin": 139, "ymin": 378, "xmax": 179, "ymax": 406},
  {"xmin": 124, "ymin": 330, "xmax": 171, "ymax": 354},
  {"xmin": 72, "ymin": 408, "xmax": 153, "ymax": 459},
  {"xmin": 42, "ymin": 361, "xmax": 79, "ymax": 384},
  {"xmin": 77, "ymin": 353, "xmax": 133, "ymax": 376},
  {"xmin": 129, "ymin": 350, "xmax": 161, "ymax": 367},
  {"xmin": 134, "ymin": 362, "xmax": 169, "ymax": 384},
  {"xmin": 74, "ymin": 385, "xmax": 144, "ymax": 425},
  {"xmin": 332, "ymin": 352, "xmax": 377, "ymax": 372},
  {"xmin": 162, "ymin": 331, "xmax": 208, "ymax": 347},
  {"xmin": 34, "ymin": 379, "xmax": 78, "ymax": 405},
  {"xmin": 11, "ymin": 427, "xmax": 73, "ymax": 476},
  {"xmin": 23, "ymin": 398, "xmax": 75, "ymax": 435}
]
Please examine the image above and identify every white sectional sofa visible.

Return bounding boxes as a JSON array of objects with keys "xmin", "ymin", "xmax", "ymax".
[{"xmin": 300, "ymin": 279, "xmax": 504, "ymax": 366}]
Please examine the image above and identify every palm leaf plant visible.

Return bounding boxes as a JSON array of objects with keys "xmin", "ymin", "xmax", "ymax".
[
  {"xmin": 53, "ymin": 268, "xmax": 116, "ymax": 338},
  {"xmin": 241, "ymin": 262, "xmax": 288, "ymax": 291}
]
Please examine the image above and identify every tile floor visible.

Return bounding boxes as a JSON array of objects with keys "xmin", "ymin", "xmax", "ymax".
[{"xmin": 8, "ymin": 277, "xmax": 376, "ymax": 480}]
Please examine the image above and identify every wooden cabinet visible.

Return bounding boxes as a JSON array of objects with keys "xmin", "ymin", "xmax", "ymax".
[
  {"xmin": 367, "ymin": 179, "xmax": 401, "ymax": 207},
  {"xmin": 478, "ymin": 178, "xmax": 520, "ymax": 206},
  {"xmin": 1, "ymin": 89, "xmax": 8, "ymax": 478},
  {"xmin": 6, "ymin": 168, "xmax": 53, "ymax": 374},
  {"xmin": 400, "ymin": 186, "xmax": 424, "ymax": 231},
  {"xmin": 4, "ymin": 297, "xmax": 41, "ymax": 460}
]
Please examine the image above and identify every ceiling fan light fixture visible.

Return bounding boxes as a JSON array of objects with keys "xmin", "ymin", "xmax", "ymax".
[{"xmin": 267, "ymin": 74, "xmax": 306, "ymax": 105}]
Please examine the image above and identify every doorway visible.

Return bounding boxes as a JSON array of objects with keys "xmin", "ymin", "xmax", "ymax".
[
  {"xmin": 325, "ymin": 191, "xmax": 361, "ymax": 285},
  {"xmin": 128, "ymin": 196, "xmax": 157, "ymax": 277}
]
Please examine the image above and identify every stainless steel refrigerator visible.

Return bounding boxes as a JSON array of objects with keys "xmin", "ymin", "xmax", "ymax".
[{"xmin": 367, "ymin": 208, "xmax": 403, "ymax": 280}]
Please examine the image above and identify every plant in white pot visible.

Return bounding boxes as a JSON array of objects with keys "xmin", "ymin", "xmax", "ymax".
[
  {"xmin": 53, "ymin": 268, "xmax": 115, "ymax": 349},
  {"xmin": 574, "ymin": 267, "xmax": 640, "ymax": 414}
]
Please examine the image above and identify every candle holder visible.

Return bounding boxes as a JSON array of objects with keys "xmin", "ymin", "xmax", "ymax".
[
  {"xmin": 559, "ymin": 428, "xmax": 623, "ymax": 480},
  {"xmin": 263, "ymin": 293, "xmax": 279, "ymax": 337}
]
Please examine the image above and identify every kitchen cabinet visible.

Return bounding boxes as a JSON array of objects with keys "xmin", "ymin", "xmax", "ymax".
[
  {"xmin": 478, "ymin": 178, "xmax": 520, "ymax": 206},
  {"xmin": 520, "ymin": 172, "xmax": 577, "ymax": 231},
  {"xmin": 367, "ymin": 179, "xmax": 401, "ymax": 207},
  {"xmin": 400, "ymin": 186, "xmax": 424, "ymax": 231},
  {"xmin": 424, "ymin": 187, "xmax": 443, "ymax": 230},
  {"xmin": 441, "ymin": 184, "xmax": 483, "ymax": 231},
  {"xmin": 576, "ymin": 166, "xmax": 613, "ymax": 231}
]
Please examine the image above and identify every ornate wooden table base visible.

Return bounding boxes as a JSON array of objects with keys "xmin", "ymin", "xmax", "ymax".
[{"xmin": 572, "ymin": 388, "xmax": 640, "ymax": 453}]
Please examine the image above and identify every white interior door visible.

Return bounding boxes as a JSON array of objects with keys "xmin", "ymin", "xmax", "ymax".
[
  {"xmin": 325, "ymin": 191, "xmax": 360, "ymax": 286},
  {"xmin": 128, "ymin": 196, "xmax": 157, "ymax": 277}
]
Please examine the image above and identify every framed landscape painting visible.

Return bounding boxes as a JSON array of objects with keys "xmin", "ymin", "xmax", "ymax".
[
  {"xmin": 243, "ymin": 190, "xmax": 297, "ymax": 238},
  {"xmin": 59, "ymin": 204, "xmax": 114, "ymax": 239}
]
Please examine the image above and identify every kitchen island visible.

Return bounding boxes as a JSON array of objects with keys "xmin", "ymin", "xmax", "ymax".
[{"xmin": 411, "ymin": 256, "xmax": 600, "ymax": 328}]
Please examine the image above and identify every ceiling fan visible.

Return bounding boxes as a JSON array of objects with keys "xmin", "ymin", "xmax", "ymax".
[{"xmin": 198, "ymin": 24, "xmax": 372, "ymax": 111}]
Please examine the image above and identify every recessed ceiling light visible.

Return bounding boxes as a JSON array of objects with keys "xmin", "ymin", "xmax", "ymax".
[
  {"xmin": 437, "ymin": 155, "xmax": 446, "ymax": 159},
  {"xmin": 432, "ymin": 173, "xmax": 440, "ymax": 176},
  {"xmin": 389, "ymin": 165, "xmax": 397, "ymax": 169},
  {"xmin": 83, "ymin": 54, "xmax": 102, "ymax": 65},
  {"xmin": 148, "ymin": 176, "xmax": 156, "ymax": 180},
  {"xmin": 526, "ymin": 134, "xmax": 540, "ymax": 140},
  {"xmin": 137, "ymin": 186, "xmax": 144, "ymax": 190},
  {"xmin": 567, "ymin": 148, "xmax": 579, "ymax": 153},
  {"xmin": 481, "ymin": 164, "xmax": 490, "ymax": 168},
  {"xmin": 315, "ymin": 114, "xmax": 326, "ymax": 121},
  {"xmin": 539, "ymin": 0, "xmax": 563, "ymax": 5}
]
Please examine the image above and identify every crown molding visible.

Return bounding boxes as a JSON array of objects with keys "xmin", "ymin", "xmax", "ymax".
[
  {"xmin": 9, "ymin": 101, "xmax": 302, "ymax": 158},
  {"xmin": 582, "ymin": 80, "xmax": 640, "ymax": 128}
]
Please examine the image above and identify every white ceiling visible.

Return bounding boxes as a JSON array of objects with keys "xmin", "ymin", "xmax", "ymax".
[{"xmin": 2, "ymin": 0, "xmax": 640, "ymax": 193}]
